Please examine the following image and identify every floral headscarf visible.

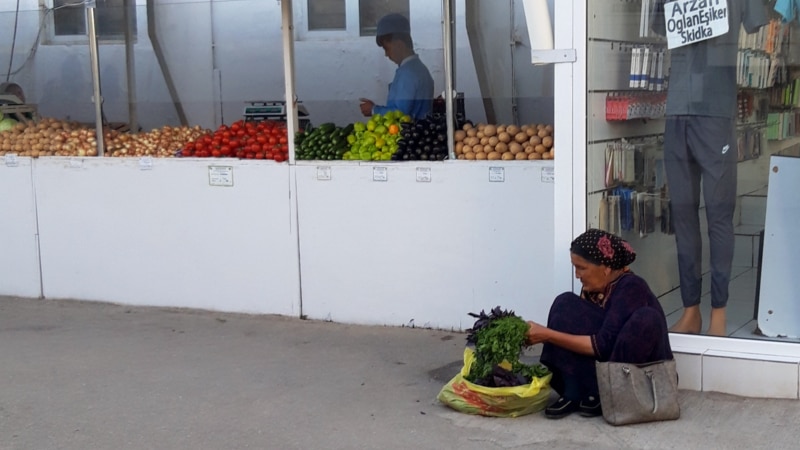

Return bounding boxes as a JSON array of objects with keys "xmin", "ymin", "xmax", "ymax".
[{"xmin": 570, "ymin": 228, "xmax": 636, "ymax": 269}]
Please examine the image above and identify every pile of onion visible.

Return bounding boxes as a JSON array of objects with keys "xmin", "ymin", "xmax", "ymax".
[{"xmin": 0, "ymin": 118, "xmax": 208, "ymax": 158}]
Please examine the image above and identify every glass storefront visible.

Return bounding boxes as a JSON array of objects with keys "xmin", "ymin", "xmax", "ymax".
[{"xmin": 586, "ymin": 0, "xmax": 799, "ymax": 342}]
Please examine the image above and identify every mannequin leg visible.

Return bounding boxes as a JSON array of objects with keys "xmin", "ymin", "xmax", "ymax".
[
  {"xmin": 693, "ymin": 116, "xmax": 737, "ymax": 336},
  {"xmin": 664, "ymin": 116, "xmax": 703, "ymax": 334},
  {"xmin": 708, "ymin": 307, "xmax": 727, "ymax": 336},
  {"xmin": 669, "ymin": 304, "xmax": 702, "ymax": 334}
]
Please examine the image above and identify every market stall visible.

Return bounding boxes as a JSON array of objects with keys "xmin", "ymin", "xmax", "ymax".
[{"xmin": 4, "ymin": 0, "xmax": 800, "ymax": 400}]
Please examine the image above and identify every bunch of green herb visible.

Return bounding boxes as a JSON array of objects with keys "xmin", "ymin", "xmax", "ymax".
[{"xmin": 465, "ymin": 306, "xmax": 550, "ymax": 387}]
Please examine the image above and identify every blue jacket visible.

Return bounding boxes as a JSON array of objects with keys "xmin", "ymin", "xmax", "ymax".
[{"xmin": 373, "ymin": 54, "xmax": 434, "ymax": 120}]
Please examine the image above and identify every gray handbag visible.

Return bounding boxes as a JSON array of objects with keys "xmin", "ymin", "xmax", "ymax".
[{"xmin": 595, "ymin": 359, "xmax": 680, "ymax": 425}]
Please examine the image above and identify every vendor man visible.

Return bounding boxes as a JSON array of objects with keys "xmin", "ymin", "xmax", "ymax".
[{"xmin": 359, "ymin": 13, "xmax": 434, "ymax": 120}]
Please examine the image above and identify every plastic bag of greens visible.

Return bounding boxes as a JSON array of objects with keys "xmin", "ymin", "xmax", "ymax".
[{"xmin": 437, "ymin": 347, "xmax": 551, "ymax": 418}]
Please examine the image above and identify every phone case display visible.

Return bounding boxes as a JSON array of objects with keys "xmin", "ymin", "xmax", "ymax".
[
  {"xmin": 734, "ymin": 18, "xmax": 790, "ymax": 160},
  {"xmin": 606, "ymin": 43, "xmax": 668, "ymax": 121},
  {"xmin": 587, "ymin": 0, "xmax": 668, "ymax": 239},
  {"xmin": 600, "ymin": 138, "xmax": 662, "ymax": 238}
]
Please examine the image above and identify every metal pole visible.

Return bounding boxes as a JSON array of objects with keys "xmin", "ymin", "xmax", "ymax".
[
  {"xmin": 86, "ymin": 2, "xmax": 105, "ymax": 156},
  {"xmin": 281, "ymin": 0, "xmax": 298, "ymax": 164},
  {"xmin": 442, "ymin": 0, "xmax": 455, "ymax": 160},
  {"xmin": 123, "ymin": 0, "xmax": 138, "ymax": 132},
  {"xmin": 147, "ymin": 0, "xmax": 188, "ymax": 125}
]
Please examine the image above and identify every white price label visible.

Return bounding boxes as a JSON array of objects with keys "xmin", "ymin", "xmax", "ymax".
[
  {"xmin": 416, "ymin": 167, "xmax": 431, "ymax": 183},
  {"xmin": 664, "ymin": 0, "xmax": 729, "ymax": 49},
  {"xmin": 68, "ymin": 158, "xmax": 83, "ymax": 169},
  {"xmin": 373, "ymin": 166, "xmax": 388, "ymax": 182},
  {"xmin": 541, "ymin": 167, "xmax": 555, "ymax": 183},
  {"xmin": 316, "ymin": 166, "xmax": 332, "ymax": 181},
  {"xmin": 4, "ymin": 153, "xmax": 18, "ymax": 167},
  {"xmin": 208, "ymin": 166, "xmax": 234, "ymax": 187},
  {"xmin": 489, "ymin": 167, "xmax": 505, "ymax": 182},
  {"xmin": 139, "ymin": 156, "xmax": 154, "ymax": 170}
]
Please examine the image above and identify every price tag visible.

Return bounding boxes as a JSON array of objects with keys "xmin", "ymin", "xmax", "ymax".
[
  {"xmin": 316, "ymin": 166, "xmax": 331, "ymax": 181},
  {"xmin": 4, "ymin": 153, "xmax": 19, "ymax": 167},
  {"xmin": 489, "ymin": 167, "xmax": 505, "ymax": 182},
  {"xmin": 68, "ymin": 158, "xmax": 83, "ymax": 169},
  {"xmin": 139, "ymin": 156, "xmax": 154, "ymax": 171},
  {"xmin": 373, "ymin": 166, "xmax": 388, "ymax": 182},
  {"xmin": 416, "ymin": 167, "xmax": 431, "ymax": 183},
  {"xmin": 541, "ymin": 167, "xmax": 555, "ymax": 183},
  {"xmin": 208, "ymin": 165, "xmax": 234, "ymax": 187}
]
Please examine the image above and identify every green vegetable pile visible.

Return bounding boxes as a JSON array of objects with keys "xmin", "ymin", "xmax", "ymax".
[
  {"xmin": 465, "ymin": 306, "xmax": 550, "ymax": 387},
  {"xmin": 294, "ymin": 122, "xmax": 354, "ymax": 160}
]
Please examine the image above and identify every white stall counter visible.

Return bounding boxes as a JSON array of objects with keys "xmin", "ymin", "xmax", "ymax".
[
  {"xmin": 34, "ymin": 157, "xmax": 300, "ymax": 316},
  {"xmin": 295, "ymin": 161, "xmax": 557, "ymax": 330},
  {"xmin": 0, "ymin": 156, "xmax": 42, "ymax": 298}
]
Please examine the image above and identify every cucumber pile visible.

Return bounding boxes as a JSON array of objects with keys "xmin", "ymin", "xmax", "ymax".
[{"xmin": 295, "ymin": 123, "xmax": 354, "ymax": 160}]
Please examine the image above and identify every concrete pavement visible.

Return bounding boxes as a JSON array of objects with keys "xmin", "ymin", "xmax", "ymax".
[{"xmin": 1, "ymin": 296, "xmax": 799, "ymax": 450}]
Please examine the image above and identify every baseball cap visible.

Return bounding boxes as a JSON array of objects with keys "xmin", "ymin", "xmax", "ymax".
[{"xmin": 376, "ymin": 13, "xmax": 410, "ymax": 45}]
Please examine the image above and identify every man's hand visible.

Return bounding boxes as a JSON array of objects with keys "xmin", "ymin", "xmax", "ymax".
[
  {"xmin": 359, "ymin": 98, "xmax": 374, "ymax": 117},
  {"xmin": 526, "ymin": 321, "xmax": 549, "ymax": 345}
]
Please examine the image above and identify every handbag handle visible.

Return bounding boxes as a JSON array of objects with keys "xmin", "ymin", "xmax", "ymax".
[
  {"xmin": 623, "ymin": 366, "xmax": 659, "ymax": 414},
  {"xmin": 646, "ymin": 370, "xmax": 658, "ymax": 414}
]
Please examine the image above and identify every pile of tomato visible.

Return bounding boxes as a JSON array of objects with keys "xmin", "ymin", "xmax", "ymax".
[{"xmin": 182, "ymin": 119, "xmax": 289, "ymax": 161}]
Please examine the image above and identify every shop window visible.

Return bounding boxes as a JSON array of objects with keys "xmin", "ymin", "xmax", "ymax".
[
  {"xmin": 43, "ymin": 0, "xmax": 137, "ymax": 44},
  {"xmin": 358, "ymin": 0, "xmax": 409, "ymax": 36},
  {"xmin": 301, "ymin": 0, "xmax": 409, "ymax": 38},
  {"xmin": 308, "ymin": 0, "xmax": 346, "ymax": 31}
]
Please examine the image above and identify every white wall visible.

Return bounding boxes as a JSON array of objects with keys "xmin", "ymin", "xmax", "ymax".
[
  {"xmin": 0, "ymin": 0, "xmax": 557, "ymax": 130},
  {"xmin": 0, "ymin": 1, "xmax": 448, "ymax": 129}
]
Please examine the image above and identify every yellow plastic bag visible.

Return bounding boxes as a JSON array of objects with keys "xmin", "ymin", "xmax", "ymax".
[{"xmin": 437, "ymin": 347, "xmax": 552, "ymax": 418}]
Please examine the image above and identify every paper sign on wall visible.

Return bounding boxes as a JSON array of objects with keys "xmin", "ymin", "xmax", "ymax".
[
  {"xmin": 4, "ymin": 154, "xmax": 18, "ymax": 167},
  {"xmin": 416, "ymin": 167, "xmax": 431, "ymax": 183},
  {"xmin": 541, "ymin": 167, "xmax": 555, "ymax": 183},
  {"xmin": 139, "ymin": 156, "xmax": 154, "ymax": 170},
  {"xmin": 316, "ymin": 166, "xmax": 331, "ymax": 181},
  {"xmin": 664, "ymin": 0, "xmax": 729, "ymax": 49},
  {"xmin": 208, "ymin": 166, "xmax": 234, "ymax": 187},
  {"xmin": 373, "ymin": 167, "xmax": 388, "ymax": 182},
  {"xmin": 489, "ymin": 167, "xmax": 505, "ymax": 182}
]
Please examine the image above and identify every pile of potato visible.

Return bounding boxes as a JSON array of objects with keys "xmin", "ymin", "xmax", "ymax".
[
  {"xmin": 0, "ymin": 118, "xmax": 208, "ymax": 158},
  {"xmin": 454, "ymin": 123, "xmax": 554, "ymax": 161}
]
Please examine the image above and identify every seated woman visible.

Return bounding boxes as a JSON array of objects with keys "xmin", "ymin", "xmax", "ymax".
[{"xmin": 525, "ymin": 229, "xmax": 673, "ymax": 419}]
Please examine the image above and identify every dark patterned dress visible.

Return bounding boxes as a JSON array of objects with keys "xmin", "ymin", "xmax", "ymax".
[{"xmin": 539, "ymin": 272, "xmax": 673, "ymax": 399}]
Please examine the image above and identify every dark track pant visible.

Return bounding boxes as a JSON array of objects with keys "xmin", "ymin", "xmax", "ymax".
[{"xmin": 664, "ymin": 115, "xmax": 737, "ymax": 309}]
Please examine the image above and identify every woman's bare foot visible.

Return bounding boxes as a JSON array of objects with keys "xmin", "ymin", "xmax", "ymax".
[
  {"xmin": 707, "ymin": 307, "xmax": 727, "ymax": 336},
  {"xmin": 669, "ymin": 305, "xmax": 702, "ymax": 334}
]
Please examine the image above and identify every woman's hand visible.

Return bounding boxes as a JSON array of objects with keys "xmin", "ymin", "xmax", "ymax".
[{"xmin": 525, "ymin": 321, "xmax": 549, "ymax": 345}]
